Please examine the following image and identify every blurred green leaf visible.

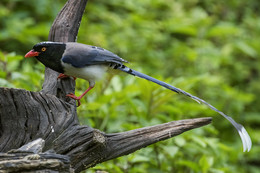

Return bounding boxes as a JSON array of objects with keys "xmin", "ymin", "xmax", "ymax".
[
  {"xmin": 177, "ymin": 160, "xmax": 200, "ymax": 172},
  {"xmin": 207, "ymin": 23, "xmax": 240, "ymax": 37},
  {"xmin": 199, "ymin": 155, "xmax": 214, "ymax": 173},
  {"xmin": 235, "ymin": 41, "xmax": 258, "ymax": 58}
]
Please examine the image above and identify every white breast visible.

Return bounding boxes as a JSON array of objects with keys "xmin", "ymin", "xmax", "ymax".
[{"xmin": 62, "ymin": 62, "xmax": 108, "ymax": 86}]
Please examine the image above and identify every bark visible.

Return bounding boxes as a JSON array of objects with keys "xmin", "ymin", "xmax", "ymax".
[
  {"xmin": 0, "ymin": 0, "xmax": 212, "ymax": 172},
  {"xmin": 0, "ymin": 139, "xmax": 71, "ymax": 172},
  {"xmin": 0, "ymin": 87, "xmax": 211, "ymax": 172}
]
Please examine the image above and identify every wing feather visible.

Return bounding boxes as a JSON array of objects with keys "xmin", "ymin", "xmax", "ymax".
[{"xmin": 62, "ymin": 43, "xmax": 127, "ymax": 67}]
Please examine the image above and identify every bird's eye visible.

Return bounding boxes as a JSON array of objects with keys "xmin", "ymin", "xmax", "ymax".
[{"xmin": 41, "ymin": 47, "xmax": 47, "ymax": 52}]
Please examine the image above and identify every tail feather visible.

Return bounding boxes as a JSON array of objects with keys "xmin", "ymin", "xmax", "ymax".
[{"xmin": 117, "ymin": 65, "xmax": 252, "ymax": 152}]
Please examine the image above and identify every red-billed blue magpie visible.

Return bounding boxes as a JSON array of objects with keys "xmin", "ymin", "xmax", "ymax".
[{"xmin": 25, "ymin": 41, "xmax": 252, "ymax": 152}]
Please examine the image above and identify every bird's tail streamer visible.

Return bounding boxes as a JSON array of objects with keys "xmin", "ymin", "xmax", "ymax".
[{"xmin": 117, "ymin": 65, "xmax": 252, "ymax": 152}]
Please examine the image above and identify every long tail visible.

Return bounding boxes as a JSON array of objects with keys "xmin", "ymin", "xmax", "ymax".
[{"xmin": 117, "ymin": 65, "xmax": 252, "ymax": 152}]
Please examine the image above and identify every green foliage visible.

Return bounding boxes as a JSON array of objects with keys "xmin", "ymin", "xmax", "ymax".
[{"xmin": 0, "ymin": 0, "xmax": 259, "ymax": 172}]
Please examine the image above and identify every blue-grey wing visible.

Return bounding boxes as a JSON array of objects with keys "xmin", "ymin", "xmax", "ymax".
[{"xmin": 62, "ymin": 42, "xmax": 127, "ymax": 68}]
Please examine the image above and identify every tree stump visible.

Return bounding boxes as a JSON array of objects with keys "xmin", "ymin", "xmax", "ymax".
[{"xmin": 0, "ymin": 0, "xmax": 212, "ymax": 172}]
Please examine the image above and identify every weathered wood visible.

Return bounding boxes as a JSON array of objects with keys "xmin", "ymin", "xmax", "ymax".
[
  {"xmin": 0, "ymin": 138, "xmax": 71, "ymax": 172},
  {"xmin": 0, "ymin": 87, "xmax": 78, "ymax": 152},
  {"xmin": 0, "ymin": 87, "xmax": 212, "ymax": 172}
]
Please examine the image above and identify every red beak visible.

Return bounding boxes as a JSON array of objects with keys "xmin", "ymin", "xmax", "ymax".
[{"xmin": 25, "ymin": 50, "xmax": 39, "ymax": 58}]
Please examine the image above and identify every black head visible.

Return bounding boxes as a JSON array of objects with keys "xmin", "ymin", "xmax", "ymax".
[{"xmin": 25, "ymin": 41, "xmax": 66, "ymax": 73}]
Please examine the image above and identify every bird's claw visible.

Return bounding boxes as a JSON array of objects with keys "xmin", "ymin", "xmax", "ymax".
[
  {"xmin": 66, "ymin": 93, "xmax": 79, "ymax": 100},
  {"xmin": 66, "ymin": 93, "xmax": 81, "ymax": 106},
  {"xmin": 57, "ymin": 73, "xmax": 77, "ymax": 80}
]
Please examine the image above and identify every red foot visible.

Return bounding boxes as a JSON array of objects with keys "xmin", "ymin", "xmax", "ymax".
[
  {"xmin": 57, "ymin": 73, "xmax": 77, "ymax": 80},
  {"xmin": 66, "ymin": 93, "xmax": 81, "ymax": 107},
  {"xmin": 66, "ymin": 87, "xmax": 93, "ymax": 107}
]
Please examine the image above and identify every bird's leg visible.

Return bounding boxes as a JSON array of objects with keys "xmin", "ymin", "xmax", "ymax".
[
  {"xmin": 57, "ymin": 73, "xmax": 77, "ymax": 80},
  {"xmin": 66, "ymin": 86, "xmax": 94, "ymax": 106}
]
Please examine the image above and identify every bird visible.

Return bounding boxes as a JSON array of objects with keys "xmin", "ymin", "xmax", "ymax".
[{"xmin": 25, "ymin": 41, "xmax": 252, "ymax": 152}]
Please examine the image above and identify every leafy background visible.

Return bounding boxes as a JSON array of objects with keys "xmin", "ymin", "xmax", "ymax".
[{"xmin": 0, "ymin": 0, "xmax": 259, "ymax": 172}]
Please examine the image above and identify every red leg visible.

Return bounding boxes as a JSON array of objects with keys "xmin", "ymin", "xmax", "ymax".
[
  {"xmin": 57, "ymin": 73, "xmax": 77, "ymax": 80},
  {"xmin": 66, "ymin": 86, "xmax": 94, "ymax": 106}
]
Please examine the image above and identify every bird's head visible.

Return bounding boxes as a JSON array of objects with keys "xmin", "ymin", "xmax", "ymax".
[
  {"xmin": 25, "ymin": 41, "xmax": 65, "ymax": 58},
  {"xmin": 25, "ymin": 41, "xmax": 66, "ymax": 73}
]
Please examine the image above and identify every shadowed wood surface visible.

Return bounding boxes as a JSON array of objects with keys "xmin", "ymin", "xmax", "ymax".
[{"xmin": 0, "ymin": 139, "xmax": 71, "ymax": 172}]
